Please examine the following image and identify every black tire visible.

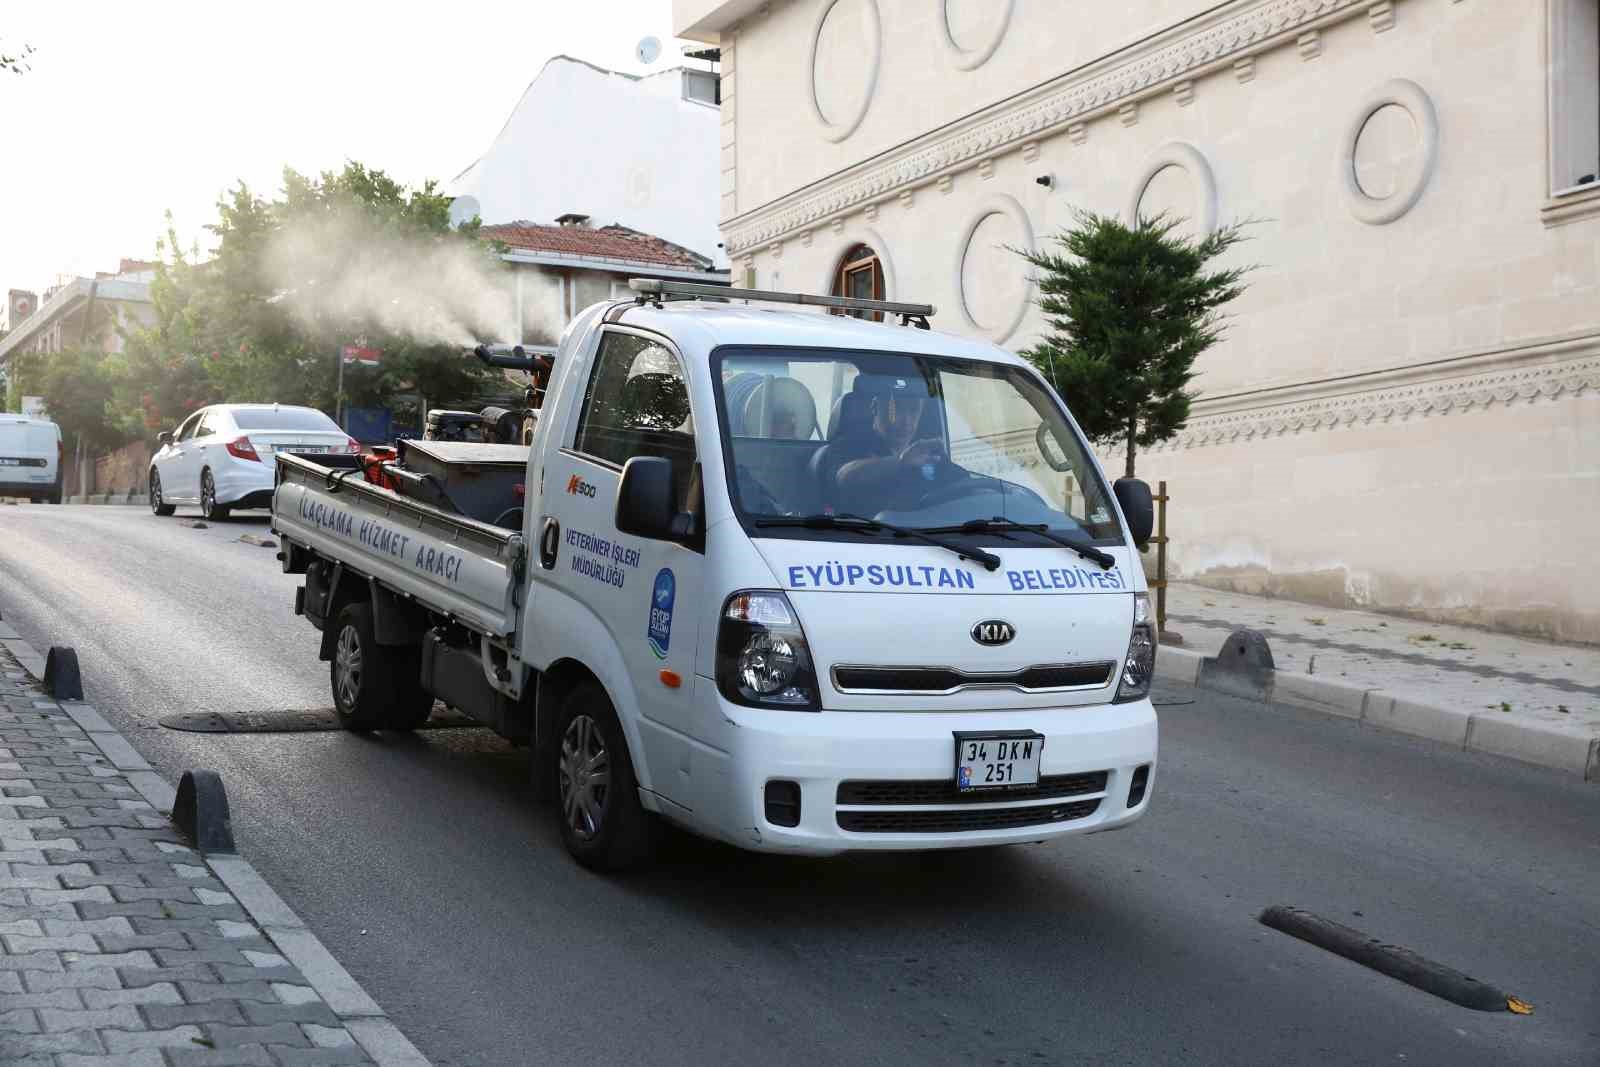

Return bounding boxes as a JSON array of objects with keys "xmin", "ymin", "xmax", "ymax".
[
  {"xmin": 330, "ymin": 602, "xmax": 434, "ymax": 732},
  {"xmin": 553, "ymin": 682, "xmax": 658, "ymax": 872},
  {"xmin": 149, "ymin": 470, "xmax": 176, "ymax": 516},
  {"xmin": 200, "ymin": 469, "xmax": 230, "ymax": 521},
  {"xmin": 47, "ymin": 488, "xmax": 62, "ymax": 505}
]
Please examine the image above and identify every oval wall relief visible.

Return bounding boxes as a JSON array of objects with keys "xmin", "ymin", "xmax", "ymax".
[
  {"xmin": 808, "ymin": 0, "xmax": 883, "ymax": 142},
  {"xmin": 939, "ymin": 0, "xmax": 1014, "ymax": 70}
]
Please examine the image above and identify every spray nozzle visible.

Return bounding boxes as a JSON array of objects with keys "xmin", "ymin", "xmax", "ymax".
[{"xmin": 473, "ymin": 343, "xmax": 544, "ymax": 372}]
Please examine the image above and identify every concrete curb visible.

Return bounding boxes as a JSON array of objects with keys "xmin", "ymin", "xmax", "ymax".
[
  {"xmin": 66, "ymin": 494, "xmax": 149, "ymax": 506},
  {"xmin": 1156, "ymin": 646, "xmax": 1600, "ymax": 782},
  {"xmin": 1, "ymin": 621, "xmax": 431, "ymax": 1066}
]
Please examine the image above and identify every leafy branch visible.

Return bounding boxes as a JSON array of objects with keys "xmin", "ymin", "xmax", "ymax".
[{"xmin": 0, "ymin": 39, "xmax": 35, "ymax": 76}]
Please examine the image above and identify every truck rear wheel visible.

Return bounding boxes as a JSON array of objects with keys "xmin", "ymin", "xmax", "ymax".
[
  {"xmin": 553, "ymin": 682, "xmax": 657, "ymax": 872},
  {"xmin": 331, "ymin": 602, "xmax": 434, "ymax": 732}
]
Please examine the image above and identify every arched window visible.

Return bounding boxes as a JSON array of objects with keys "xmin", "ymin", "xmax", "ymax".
[{"xmin": 832, "ymin": 243, "xmax": 884, "ymax": 320}]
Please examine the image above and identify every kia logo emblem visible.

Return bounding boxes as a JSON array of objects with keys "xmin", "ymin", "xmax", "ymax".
[{"xmin": 971, "ymin": 620, "xmax": 1015, "ymax": 646}]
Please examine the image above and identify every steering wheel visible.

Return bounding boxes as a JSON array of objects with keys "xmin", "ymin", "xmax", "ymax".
[{"xmin": 911, "ymin": 470, "xmax": 986, "ymax": 510}]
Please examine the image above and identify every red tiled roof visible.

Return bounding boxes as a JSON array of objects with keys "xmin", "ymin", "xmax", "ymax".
[{"xmin": 480, "ymin": 222, "xmax": 713, "ymax": 271}]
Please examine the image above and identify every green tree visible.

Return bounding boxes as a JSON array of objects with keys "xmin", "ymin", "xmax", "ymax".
[
  {"xmin": 1019, "ymin": 211, "xmax": 1251, "ymax": 479},
  {"xmin": 121, "ymin": 162, "xmax": 506, "ymax": 436},
  {"xmin": 38, "ymin": 348, "xmax": 124, "ymax": 456}
]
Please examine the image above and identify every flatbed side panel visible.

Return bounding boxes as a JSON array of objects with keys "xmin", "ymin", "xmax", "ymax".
[{"xmin": 273, "ymin": 477, "xmax": 520, "ymax": 639}]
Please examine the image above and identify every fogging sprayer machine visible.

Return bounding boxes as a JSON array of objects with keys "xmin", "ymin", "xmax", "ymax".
[{"xmin": 448, "ymin": 343, "xmax": 554, "ymax": 446}]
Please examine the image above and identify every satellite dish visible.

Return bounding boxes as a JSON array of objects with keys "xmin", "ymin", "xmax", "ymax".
[
  {"xmin": 447, "ymin": 195, "xmax": 481, "ymax": 228},
  {"xmin": 636, "ymin": 36, "xmax": 662, "ymax": 65}
]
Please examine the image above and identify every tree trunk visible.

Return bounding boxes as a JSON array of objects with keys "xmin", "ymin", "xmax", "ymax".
[{"xmin": 1124, "ymin": 414, "xmax": 1137, "ymax": 479}]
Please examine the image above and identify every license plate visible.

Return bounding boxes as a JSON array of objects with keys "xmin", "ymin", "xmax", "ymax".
[{"xmin": 954, "ymin": 731, "xmax": 1043, "ymax": 792}]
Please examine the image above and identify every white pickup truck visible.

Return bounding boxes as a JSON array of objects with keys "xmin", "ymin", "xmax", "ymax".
[{"xmin": 272, "ymin": 280, "xmax": 1160, "ymax": 871}]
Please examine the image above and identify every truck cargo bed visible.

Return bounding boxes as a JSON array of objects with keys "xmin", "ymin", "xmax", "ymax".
[{"xmin": 272, "ymin": 452, "xmax": 524, "ymax": 639}]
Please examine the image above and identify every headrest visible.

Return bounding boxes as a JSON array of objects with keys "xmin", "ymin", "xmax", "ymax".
[
  {"xmin": 742, "ymin": 377, "xmax": 819, "ymax": 440},
  {"xmin": 828, "ymin": 391, "xmax": 876, "ymax": 440},
  {"xmin": 619, "ymin": 372, "xmax": 690, "ymax": 430}
]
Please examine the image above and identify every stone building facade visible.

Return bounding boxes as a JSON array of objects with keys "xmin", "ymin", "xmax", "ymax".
[{"xmin": 676, "ymin": 0, "xmax": 1600, "ymax": 643}]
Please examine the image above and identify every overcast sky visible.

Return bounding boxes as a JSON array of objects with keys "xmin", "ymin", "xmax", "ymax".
[{"xmin": 1, "ymin": 0, "xmax": 687, "ymax": 296}]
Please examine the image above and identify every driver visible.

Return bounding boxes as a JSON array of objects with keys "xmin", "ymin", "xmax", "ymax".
[{"xmin": 831, "ymin": 374, "xmax": 953, "ymax": 516}]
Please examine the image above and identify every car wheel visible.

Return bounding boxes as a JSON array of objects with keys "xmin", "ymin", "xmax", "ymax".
[
  {"xmin": 149, "ymin": 470, "xmax": 176, "ymax": 516},
  {"xmin": 330, "ymin": 602, "xmax": 433, "ymax": 732},
  {"xmin": 200, "ymin": 469, "xmax": 230, "ymax": 521},
  {"xmin": 553, "ymin": 682, "xmax": 658, "ymax": 872}
]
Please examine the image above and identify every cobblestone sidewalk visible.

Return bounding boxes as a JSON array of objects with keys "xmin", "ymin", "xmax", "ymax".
[{"xmin": 0, "ymin": 644, "xmax": 404, "ymax": 1065}]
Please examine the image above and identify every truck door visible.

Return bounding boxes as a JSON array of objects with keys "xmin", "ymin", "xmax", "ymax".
[{"xmin": 533, "ymin": 327, "xmax": 706, "ymax": 815}]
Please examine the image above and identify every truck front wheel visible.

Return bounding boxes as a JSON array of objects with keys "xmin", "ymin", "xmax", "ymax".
[
  {"xmin": 331, "ymin": 602, "xmax": 434, "ymax": 732},
  {"xmin": 554, "ymin": 683, "xmax": 657, "ymax": 872}
]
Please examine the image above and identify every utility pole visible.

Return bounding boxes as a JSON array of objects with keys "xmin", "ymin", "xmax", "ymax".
[{"xmin": 335, "ymin": 344, "xmax": 345, "ymax": 430}]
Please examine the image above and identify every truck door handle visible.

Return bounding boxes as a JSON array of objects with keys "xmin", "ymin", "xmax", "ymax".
[{"xmin": 539, "ymin": 518, "xmax": 560, "ymax": 570}]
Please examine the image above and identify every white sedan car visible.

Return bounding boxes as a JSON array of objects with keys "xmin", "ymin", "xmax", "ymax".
[{"xmin": 149, "ymin": 404, "xmax": 358, "ymax": 520}]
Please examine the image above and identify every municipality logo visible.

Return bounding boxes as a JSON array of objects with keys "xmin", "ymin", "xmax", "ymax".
[{"xmin": 647, "ymin": 568, "xmax": 675, "ymax": 659}]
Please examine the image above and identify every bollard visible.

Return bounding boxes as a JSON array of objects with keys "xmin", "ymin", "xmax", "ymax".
[
  {"xmin": 172, "ymin": 770, "xmax": 237, "ymax": 854},
  {"xmin": 1196, "ymin": 628, "xmax": 1275, "ymax": 702},
  {"xmin": 43, "ymin": 647, "xmax": 84, "ymax": 701}
]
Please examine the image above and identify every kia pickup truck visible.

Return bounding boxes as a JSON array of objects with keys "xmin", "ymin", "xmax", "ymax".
[{"xmin": 272, "ymin": 279, "xmax": 1160, "ymax": 871}]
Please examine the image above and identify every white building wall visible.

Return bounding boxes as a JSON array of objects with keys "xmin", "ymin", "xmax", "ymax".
[
  {"xmin": 684, "ymin": 0, "xmax": 1600, "ymax": 643},
  {"xmin": 450, "ymin": 58, "xmax": 725, "ymax": 265}
]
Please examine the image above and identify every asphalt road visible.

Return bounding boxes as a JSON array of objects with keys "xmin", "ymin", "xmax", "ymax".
[{"xmin": 1, "ymin": 503, "xmax": 1596, "ymax": 1066}]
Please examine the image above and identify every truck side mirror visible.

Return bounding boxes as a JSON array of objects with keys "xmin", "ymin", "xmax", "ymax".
[
  {"xmin": 158, "ymin": 431, "xmax": 173, "ymax": 445},
  {"xmin": 616, "ymin": 457, "xmax": 678, "ymax": 541},
  {"xmin": 1113, "ymin": 477, "xmax": 1154, "ymax": 547}
]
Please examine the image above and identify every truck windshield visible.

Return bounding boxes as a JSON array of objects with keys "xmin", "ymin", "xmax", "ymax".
[{"xmin": 714, "ymin": 348, "xmax": 1123, "ymax": 545}]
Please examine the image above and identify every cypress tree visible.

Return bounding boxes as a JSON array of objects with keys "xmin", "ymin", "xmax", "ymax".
[{"xmin": 1020, "ymin": 211, "xmax": 1251, "ymax": 479}]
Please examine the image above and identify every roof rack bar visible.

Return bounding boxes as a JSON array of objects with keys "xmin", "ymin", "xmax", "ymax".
[{"xmin": 629, "ymin": 278, "xmax": 935, "ymax": 318}]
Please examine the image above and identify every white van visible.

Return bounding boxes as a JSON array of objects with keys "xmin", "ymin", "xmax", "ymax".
[
  {"xmin": 273, "ymin": 280, "xmax": 1160, "ymax": 871},
  {"xmin": 0, "ymin": 415, "xmax": 63, "ymax": 503}
]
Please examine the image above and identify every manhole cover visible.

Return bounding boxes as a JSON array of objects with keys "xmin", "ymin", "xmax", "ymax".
[{"xmin": 159, "ymin": 706, "xmax": 481, "ymax": 733}]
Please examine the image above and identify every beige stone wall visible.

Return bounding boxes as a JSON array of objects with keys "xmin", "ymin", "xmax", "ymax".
[
  {"xmin": 725, "ymin": 0, "xmax": 1217, "ymax": 211},
  {"xmin": 689, "ymin": 0, "xmax": 1600, "ymax": 642},
  {"xmin": 1141, "ymin": 353, "xmax": 1600, "ymax": 645}
]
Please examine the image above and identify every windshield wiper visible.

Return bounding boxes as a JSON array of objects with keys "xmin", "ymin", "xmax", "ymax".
[
  {"xmin": 920, "ymin": 517, "xmax": 1116, "ymax": 570},
  {"xmin": 754, "ymin": 513, "xmax": 1002, "ymax": 572}
]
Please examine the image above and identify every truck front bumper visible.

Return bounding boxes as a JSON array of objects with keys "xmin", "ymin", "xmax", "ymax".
[{"xmin": 673, "ymin": 689, "xmax": 1158, "ymax": 856}]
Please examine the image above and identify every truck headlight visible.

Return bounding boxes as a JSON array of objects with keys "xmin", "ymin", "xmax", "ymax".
[
  {"xmin": 1114, "ymin": 593, "xmax": 1157, "ymax": 703},
  {"xmin": 716, "ymin": 591, "xmax": 821, "ymax": 711}
]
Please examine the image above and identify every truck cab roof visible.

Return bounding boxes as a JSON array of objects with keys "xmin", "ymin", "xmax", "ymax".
[{"xmin": 604, "ymin": 299, "xmax": 1031, "ymax": 367}]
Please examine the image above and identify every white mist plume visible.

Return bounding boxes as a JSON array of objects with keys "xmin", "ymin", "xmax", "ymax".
[{"xmin": 263, "ymin": 211, "xmax": 554, "ymax": 349}]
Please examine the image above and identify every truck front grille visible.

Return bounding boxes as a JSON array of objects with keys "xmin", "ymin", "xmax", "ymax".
[
  {"xmin": 831, "ymin": 661, "xmax": 1114, "ymax": 694},
  {"xmin": 837, "ymin": 771, "xmax": 1107, "ymax": 806},
  {"xmin": 836, "ymin": 799, "xmax": 1101, "ymax": 834}
]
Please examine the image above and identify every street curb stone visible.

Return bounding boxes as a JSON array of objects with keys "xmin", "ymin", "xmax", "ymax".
[
  {"xmin": 1163, "ymin": 641, "xmax": 1599, "ymax": 781},
  {"xmin": 0, "ymin": 626, "xmax": 432, "ymax": 1066},
  {"xmin": 1364, "ymin": 694, "xmax": 1473, "ymax": 747}
]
